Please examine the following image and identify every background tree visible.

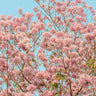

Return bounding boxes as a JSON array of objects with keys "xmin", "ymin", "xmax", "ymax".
[{"xmin": 0, "ymin": 0, "xmax": 96, "ymax": 96}]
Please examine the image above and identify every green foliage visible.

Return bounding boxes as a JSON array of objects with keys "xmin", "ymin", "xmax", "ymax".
[
  {"xmin": 50, "ymin": 82, "xmax": 60, "ymax": 90},
  {"xmin": 32, "ymin": 58, "xmax": 36, "ymax": 62},
  {"xmin": 86, "ymin": 58, "xmax": 96, "ymax": 71},
  {"xmin": 86, "ymin": 59, "xmax": 94, "ymax": 66},
  {"xmin": 55, "ymin": 69, "xmax": 66, "ymax": 81}
]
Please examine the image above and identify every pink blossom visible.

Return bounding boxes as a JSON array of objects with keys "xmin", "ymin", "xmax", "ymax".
[
  {"xmin": 0, "ymin": 80, "xmax": 3, "ymax": 85},
  {"xmin": 56, "ymin": 31, "xmax": 64, "ymax": 38},
  {"xmin": 56, "ymin": 7, "xmax": 61, "ymax": 14},
  {"xmin": 27, "ymin": 84, "xmax": 36, "ymax": 93},
  {"xmin": 36, "ymin": 71, "xmax": 44, "ymax": 79},
  {"xmin": 42, "ymin": 90, "xmax": 55, "ymax": 96},
  {"xmin": 25, "ymin": 12, "xmax": 34, "ymax": 19},
  {"xmin": 88, "ymin": 6, "xmax": 93, "ymax": 10},
  {"xmin": 84, "ymin": 33, "xmax": 94, "ymax": 41},
  {"xmin": 19, "ymin": 17, "xmax": 26, "ymax": 23},
  {"xmin": 79, "ymin": 74, "xmax": 92, "ymax": 87},
  {"xmin": 71, "ymin": 52, "xmax": 78, "ymax": 58},
  {"xmin": 40, "ymin": 4, "xmax": 45, "ymax": 9},
  {"xmin": 63, "ymin": 38, "xmax": 72, "ymax": 46},
  {"xmin": 7, "ymin": 15, "xmax": 13, "ymax": 20},
  {"xmin": 48, "ymin": 23, "xmax": 53, "ymax": 28},
  {"xmin": 42, "ymin": 32, "xmax": 52, "ymax": 38},
  {"xmin": 75, "ymin": 0, "xmax": 82, "ymax": 4},
  {"xmin": 56, "ymin": 38, "xmax": 63, "ymax": 49},
  {"xmin": 13, "ymin": 56, "xmax": 21, "ymax": 65},
  {"xmin": 35, "ymin": 0, "xmax": 40, "ymax": 3},
  {"xmin": 49, "ymin": 29, "xmax": 57, "ymax": 34},
  {"xmin": 93, "ymin": 15, "xmax": 96, "ymax": 21},
  {"xmin": 56, "ymin": 2, "xmax": 63, "ymax": 6},
  {"xmin": 18, "ymin": 52, "xmax": 25, "ymax": 58},
  {"xmin": 18, "ymin": 8, "xmax": 23, "ymax": 15},
  {"xmin": 49, "ymin": 65, "xmax": 56, "ymax": 73},
  {"xmin": 33, "ymin": 7, "xmax": 39, "ymax": 12},
  {"xmin": 64, "ymin": 57, "xmax": 70, "ymax": 64},
  {"xmin": 20, "ymin": 25, "xmax": 27, "ymax": 32},
  {"xmin": 62, "ymin": 47, "xmax": 70, "ymax": 52},
  {"xmin": 93, "ymin": 29, "xmax": 96, "ymax": 35},
  {"xmin": 70, "ymin": 26, "xmax": 75, "ymax": 32},
  {"xmin": 31, "ymin": 28, "xmax": 38, "ymax": 34},
  {"xmin": 43, "ymin": 71, "xmax": 51, "ymax": 79},
  {"xmin": 36, "ymin": 13, "xmax": 41, "ymax": 18}
]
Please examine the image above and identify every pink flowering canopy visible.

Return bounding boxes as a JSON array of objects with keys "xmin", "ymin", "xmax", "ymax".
[{"xmin": 0, "ymin": 0, "xmax": 96, "ymax": 96}]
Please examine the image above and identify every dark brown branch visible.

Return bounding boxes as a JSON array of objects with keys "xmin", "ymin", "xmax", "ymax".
[
  {"xmin": 75, "ymin": 86, "xmax": 82, "ymax": 96},
  {"xmin": 68, "ymin": 79, "xmax": 73, "ymax": 96}
]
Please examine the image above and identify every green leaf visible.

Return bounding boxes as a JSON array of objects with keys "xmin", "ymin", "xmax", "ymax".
[
  {"xmin": 14, "ymin": 82, "xmax": 18, "ymax": 87},
  {"xmin": 45, "ymin": 29, "xmax": 49, "ymax": 31},
  {"xmin": 86, "ymin": 59, "xmax": 95, "ymax": 66},
  {"xmin": 32, "ymin": 58, "xmax": 36, "ymax": 62},
  {"xmin": 50, "ymin": 82, "xmax": 59, "ymax": 89}
]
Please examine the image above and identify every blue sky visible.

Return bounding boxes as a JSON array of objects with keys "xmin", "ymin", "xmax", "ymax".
[
  {"xmin": 0, "ymin": 0, "xmax": 38, "ymax": 16},
  {"xmin": 0, "ymin": 0, "xmax": 96, "ymax": 17}
]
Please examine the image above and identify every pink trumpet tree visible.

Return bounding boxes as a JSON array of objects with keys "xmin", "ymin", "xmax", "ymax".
[{"xmin": 0, "ymin": 0, "xmax": 96, "ymax": 96}]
